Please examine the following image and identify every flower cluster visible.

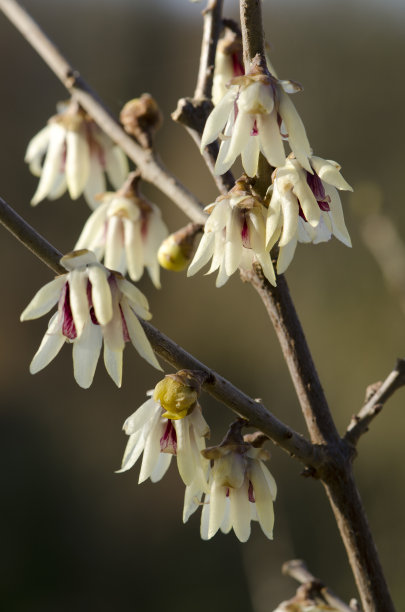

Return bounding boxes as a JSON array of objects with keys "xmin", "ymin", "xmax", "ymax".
[
  {"xmin": 119, "ymin": 378, "xmax": 276, "ymax": 543},
  {"xmin": 201, "ymin": 58, "xmax": 310, "ymax": 177},
  {"xmin": 188, "ymin": 176, "xmax": 275, "ymax": 287},
  {"xmin": 25, "ymin": 99, "xmax": 128, "ymax": 209},
  {"xmin": 75, "ymin": 173, "xmax": 168, "ymax": 287},
  {"xmin": 21, "ymin": 250, "xmax": 161, "ymax": 388}
]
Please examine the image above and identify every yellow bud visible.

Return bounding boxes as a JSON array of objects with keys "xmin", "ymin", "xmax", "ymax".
[
  {"xmin": 158, "ymin": 235, "xmax": 190, "ymax": 271},
  {"xmin": 153, "ymin": 375, "xmax": 198, "ymax": 420}
]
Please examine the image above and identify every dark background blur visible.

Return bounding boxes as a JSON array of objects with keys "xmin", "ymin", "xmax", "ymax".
[{"xmin": 0, "ymin": 0, "xmax": 404, "ymax": 610}]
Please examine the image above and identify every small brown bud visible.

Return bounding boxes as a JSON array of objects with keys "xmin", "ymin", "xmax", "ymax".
[{"xmin": 120, "ymin": 94, "xmax": 163, "ymax": 148}]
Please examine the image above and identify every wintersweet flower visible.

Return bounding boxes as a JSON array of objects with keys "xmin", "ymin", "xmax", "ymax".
[
  {"xmin": 212, "ymin": 28, "xmax": 244, "ymax": 106},
  {"xmin": 266, "ymin": 154, "xmax": 352, "ymax": 274},
  {"xmin": 75, "ymin": 173, "xmax": 168, "ymax": 287},
  {"xmin": 187, "ymin": 177, "xmax": 276, "ymax": 287},
  {"xmin": 118, "ymin": 371, "xmax": 210, "ymax": 490},
  {"xmin": 201, "ymin": 58, "xmax": 311, "ymax": 177},
  {"xmin": 20, "ymin": 250, "xmax": 161, "ymax": 389},
  {"xmin": 25, "ymin": 100, "xmax": 128, "ymax": 209},
  {"xmin": 197, "ymin": 428, "xmax": 277, "ymax": 543}
]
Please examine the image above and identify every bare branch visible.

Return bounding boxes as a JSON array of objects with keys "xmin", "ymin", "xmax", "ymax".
[
  {"xmin": 0, "ymin": 0, "xmax": 206, "ymax": 225},
  {"xmin": 0, "ymin": 195, "xmax": 318, "ymax": 468},
  {"xmin": 282, "ymin": 559, "xmax": 359, "ymax": 612},
  {"xmin": 240, "ymin": 0, "xmax": 266, "ymax": 69},
  {"xmin": 194, "ymin": 0, "xmax": 224, "ymax": 100},
  {"xmin": 345, "ymin": 359, "xmax": 405, "ymax": 447}
]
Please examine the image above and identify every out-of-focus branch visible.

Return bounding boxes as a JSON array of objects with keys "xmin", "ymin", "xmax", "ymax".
[
  {"xmin": 345, "ymin": 359, "xmax": 405, "ymax": 447},
  {"xmin": 280, "ymin": 559, "xmax": 359, "ymax": 612},
  {"xmin": 0, "ymin": 0, "xmax": 206, "ymax": 225},
  {"xmin": 194, "ymin": 0, "xmax": 224, "ymax": 100},
  {"xmin": 0, "ymin": 195, "xmax": 319, "ymax": 468}
]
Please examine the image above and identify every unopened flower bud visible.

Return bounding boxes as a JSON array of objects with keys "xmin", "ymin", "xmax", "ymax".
[
  {"xmin": 158, "ymin": 223, "xmax": 203, "ymax": 272},
  {"xmin": 120, "ymin": 94, "xmax": 162, "ymax": 149},
  {"xmin": 153, "ymin": 370, "xmax": 204, "ymax": 420}
]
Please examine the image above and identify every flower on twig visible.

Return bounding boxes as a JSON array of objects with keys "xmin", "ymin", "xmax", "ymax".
[
  {"xmin": 201, "ymin": 57, "xmax": 310, "ymax": 177},
  {"xmin": 25, "ymin": 100, "xmax": 128, "ymax": 209},
  {"xmin": 118, "ymin": 371, "xmax": 210, "ymax": 490},
  {"xmin": 75, "ymin": 173, "xmax": 168, "ymax": 287},
  {"xmin": 266, "ymin": 155, "xmax": 352, "ymax": 274},
  {"xmin": 187, "ymin": 422, "xmax": 277, "ymax": 543},
  {"xmin": 187, "ymin": 176, "xmax": 275, "ymax": 287},
  {"xmin": 20, "ymin": 250, "xmax": 161, "ymax": 388}
]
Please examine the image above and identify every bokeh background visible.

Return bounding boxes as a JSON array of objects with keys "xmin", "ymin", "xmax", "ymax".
[{"xmin": 0, "ymin": 0, "xmax": 404, "ymax": 610}]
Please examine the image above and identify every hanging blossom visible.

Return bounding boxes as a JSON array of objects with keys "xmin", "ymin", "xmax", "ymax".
[
  {"xmin": 118, "ymin": 371, "xmax": 210, "ymax": 491},
  {"xmin": 20, "ymin": 250, "xmax": 161, "ymax": 389},
  {"xmin": 25, "ymin": 99, "xmax": 128, "ymax": 209},
  {"xmin": 201, "ymin": 57, "xmax": 311, "ymax": 177},
  {"xmin": 75, "ymin": 172, "xmax": 168, "ymax": 288},
  {"xmin": 183, "ymin": 422, "xmax": 277, "ymax": 543},
  {"xmin": 266, "ymin": 154, "xmax": 352, "ymax": 274},
  {"xmin": 187, "ymin": 176, "xmax": 275, "ymax": 287}
]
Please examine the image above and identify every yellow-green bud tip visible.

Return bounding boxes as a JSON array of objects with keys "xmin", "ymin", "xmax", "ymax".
[
  {"xmin": 157, "ymin": 235, "xmax": 191, "ymax": 272},
  {"xmin": 153, "ymin": 375, "xmax": 198, "ymax": 420}
]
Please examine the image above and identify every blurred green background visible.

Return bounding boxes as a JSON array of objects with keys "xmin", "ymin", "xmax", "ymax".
[{"xmin": 0, "ymin": 0, "xmax": 404, "ymax": 610}]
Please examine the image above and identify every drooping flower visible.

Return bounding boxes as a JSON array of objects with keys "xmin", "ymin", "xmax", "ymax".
[
  {"xmin": 187, "ymin": 176, "xmax": 276, "ymax": 287},
  {"xmin": 118, "ymin": 371, "xmax": 210, "ymax": 490},
  {"xmin": 201, "ymin": 57, "xmax": 311, "ymax": 177},
  {"xmin": 75, "ymin": 173, "xmax": 168, "ymax": 287},
  {"xmin": 266, "ymin": 154, "xmax": 352, "ymax": 274},
  {"xmin": 212, "ymin": 28, "xmax": 245, "ymax": 106},
  {"xmin": 20, "ymin": 250, "xmax": 161, "ymax": 388},
  {"xmin": 25, "ymin": 99, "xmax": 128, "ymax": 209},
  {"xmin": 192, "ymin": 424, "xmax": 277, "ymax": 543}
]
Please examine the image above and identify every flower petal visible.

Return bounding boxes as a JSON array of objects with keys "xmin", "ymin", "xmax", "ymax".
[
  {"xmin": 21, "ymin": 276, "xmax": 66, "ymax": 321},
  {"xmin": 65, "ymin": 128, "xmax": 90, "ymax": 200},
  {"xmin": 201, "ymin": 88, "xmax": 238, "ymax": 150},
  {"xmin": 120, "ymin": 301, "xmax": 162, "ymax": 371},
  {"xmin": 72, "ymin": 321, "xmax": 103, "ymax": 388},
  {"xmin": 29, "ymin": 313, "xmax": 65, "ymax": 374}
]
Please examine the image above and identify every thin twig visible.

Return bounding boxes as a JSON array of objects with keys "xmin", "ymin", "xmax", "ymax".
[
  {"xmin": 194, "ymin": 0, "xmax": 224, "ymax": 100},
  {"xmin": 282, "ymin": 559, "xmax": 359, "ymax": 612},
  {"xmin": 345, "ymin": 359, "xmax": 405, "ymax": 447},
  {"xmin": 0, "ymin": 0, "xmax": 206, "ymax": 225},
  {"xmin": 0, "ymin": 195, "xmax": 318, "ymax": 467}
]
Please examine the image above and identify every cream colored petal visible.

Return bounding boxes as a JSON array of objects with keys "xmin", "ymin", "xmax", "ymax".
[
  {"xmin": 122, "ymin": 398, "xmax": 159, "ymax": 435},
  {"xmin": 279, "ymin": 191, "xmax": 299, "ymax": 247},
  {"xmin": 47, "ymin": 174, "xmax": 67, "ymax": 200},
  {"xmin": 65, "ymin": 128, "xmax": 91, "ymax": 200},
  {"xmin": 69, "ymin": 269, "xmax": 90, "ymax": 337},
  {"xmin": 257, "ymin": 111, "xmax": 286, "ymax": 168},
  {"xmin": 223, "ymin": 111, "xmax": 254, "ymax": 168},
  {"xmin": 293, "ymin": 173, "xmax": 320, "ymax": 227},
  {"xmin": 25, "ymin": 125, "xmax": 52, "ymax": 176},
  {"xmin": 313, "ymin": 215, "xmax": 332, "ymax": 244},
  {"xmin": 249, "ymin": 460, "xmax": 275, "ymax": 539},
  {"xmin": 83, "ymin": 154, "xmax": 107, "ymax": 210},
  {"xmin": 326, "ymin": 185, "xmax": 352, "ymax": 247},
  {"xmin": 31, "ymin": 124, "xmax": 66, "ymax": 206},
  {"xmin": 120, "ymin": 301, "xmax": 162, "ymax": 371},
  {"xmin": 138, "ymin": 418, "xmax": 163, "ymax": 483},
  {"xmin": 116, "ymin": 277, "xmax": 149, "ymax": 311},
  {"xmin": 123, "ymin": 217, "xmax": 144, "ymax": 282},
  {"xmin": 207, "ymin": 480, "xmax": 227, "ymax": 539},
  {"xmin": 260, "ymin": 461, "xmax": 277, "ymax": 501},
  {"xmin": 266, "ymin": 194, "xmax": 282, "ymax": 247},
  {"xmin": 277, "ymin": 238, "xmax": 298, "ymax": 274},
  {"xmin": 200, "ymin": 492, "xmax": 211, "ymax": 539},
  {"xmin": 241, "ymin": 133, "xmax": 260, "ymax": 177},
  {"xmin": 105, "ymin": 145, "xmax": 129, "ymax": 189},
  {"xmin": 200, "ymin": 88, "xmax": 238, "ymax": 150},
  {"xmin": 104, "ymin": 216, "xmax": 124, "ymax": 273},
  {"xmin": 229, "ymin": 478, "xmax": 251, "ymax": 542},
  {"xmin": 208, "ymin": 232, "xmax": 225, "ymax": 274},
  {"xmin": 117, "ymin": 431, "xmax": 144, "ymax": 473},
  {"xmin": 21, "ymin": 276, "xmax": 66, "ymax": 321},
  {"xmin": 183, "ymin": 479, "xmax": 204, "ymax": 523},
  {"xmin": 88, "ymin": 265, "xmax": 113, "ymax": 326},
  {"xmin": 278, "ymin": 90, "xmax": 311, "ymax": 172},
  {"xmin": 219, "ymin": 497, "xmax": 232, "ymax": 534},
  {"xmin": 150, "ymin": 452, "xmax": 172, "ymax": 483},
  {"xmin": 224, "ymin": 208, "xmax": 243, "ymax": 276},
  {"xmin": 311, "ymin": 156, "xmax": 353, "ymax": 191},
  {"xmin": 75, "ymin": 203, "xmax": 108, "ymax": 252},
  {"xmin": 187, "ymin": 232, "xmax": 215, "ymax": 277},
  {"xmin": 215, "ymin": 260, "xmax": 229, "ymax": 287},
  {"xmin": 206, "ymin": 200, "xmax": 230, "ymax": 233},
  {"xmin": 103, "ymin": 343, "xmax": 123, "ymax": 387},
  {"xmin": 72, "ymin": 321, "xmax": 103, "ymax": 389},
  {"xmin": 175, "ymin": 419, "xmax": 195, "ymax": 486},
  {"xmin": 29, "ymin": 312, "xmax": 65, "ymax": 374}
]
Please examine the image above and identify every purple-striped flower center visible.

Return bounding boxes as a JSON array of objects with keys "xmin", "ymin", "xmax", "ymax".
[
  {"xmin": 160, "ymin": 420, "xmax": 177, "ymax": 454},
  {"xmin": 298, "ymin": 171, "xmax": 331, "ymax": 221},
  {"xmin": 61, "ymin": 282, "xmax": 77, "ymax": 340}
]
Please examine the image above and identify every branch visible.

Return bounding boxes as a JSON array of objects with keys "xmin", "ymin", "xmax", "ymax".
[
  {"xmin": 282, "ymin": 559, "xmax": 359, "ymax": 612},
  {"xmin": 0, "ymin": 195, "xmax": 318, "ymax": 468},
  {"xmin": 0, "ymin": 0, "xmax": 206, "ymax": 225},
  {"xmin": 345, "ymin": 359, "xmax": 405, "ymax": 447},
  {"xmin": 194, "ymin": 0, "xmax": 224, "ymax": 100}
]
